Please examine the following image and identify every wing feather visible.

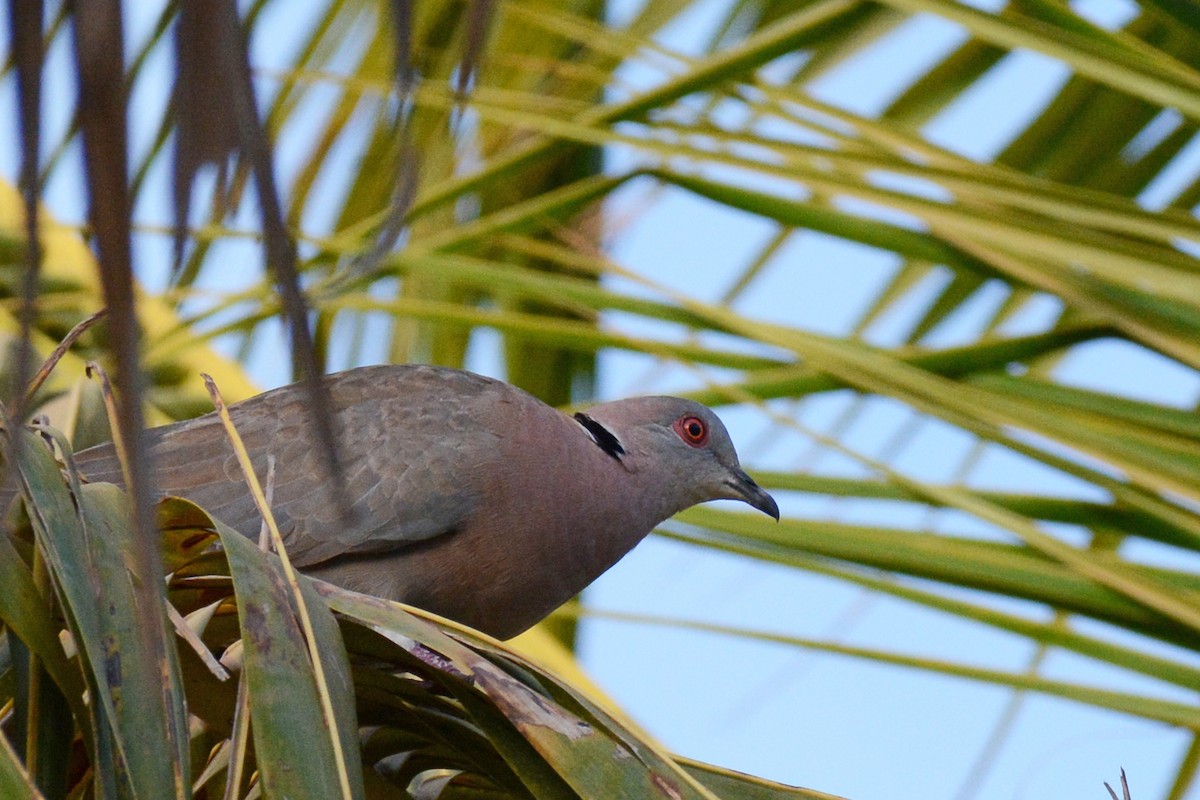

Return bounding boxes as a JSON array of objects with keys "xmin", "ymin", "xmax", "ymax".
[{"xmin": 73, "ymin": 365, "xmax": 510, "ymax": 567}]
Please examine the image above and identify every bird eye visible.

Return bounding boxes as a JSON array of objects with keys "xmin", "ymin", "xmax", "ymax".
[{"xmin": 673, "ymin": 415, "xmax": 708, "ymax": 447}]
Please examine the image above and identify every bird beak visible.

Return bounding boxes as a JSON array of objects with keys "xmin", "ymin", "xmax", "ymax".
[{"xmin": 727, "ymin": 468, "xmax": 780, "ymax": 520}]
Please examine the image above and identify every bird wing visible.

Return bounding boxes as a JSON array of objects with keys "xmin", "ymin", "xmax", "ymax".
[{"xmin": 73, "ymin": 365, "xmax": 506, "ymax": 567}]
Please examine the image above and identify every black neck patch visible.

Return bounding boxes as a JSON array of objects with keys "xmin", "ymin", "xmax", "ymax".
[{"xmin": 574, "ymin": 412, "xmax": 625, "ymax": 460}]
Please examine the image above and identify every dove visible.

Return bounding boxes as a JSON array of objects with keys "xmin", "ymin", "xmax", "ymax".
[{"xmin": 70, "ymin": 365, "xmax": 779, "ymax": 638}]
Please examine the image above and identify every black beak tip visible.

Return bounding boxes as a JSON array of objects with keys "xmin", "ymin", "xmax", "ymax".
[
  {"xmin": 758, "ymin": 492, "xmax": 781, "ymax": 522},
  {"xmin": 732, "ymin": 470, "xmax": 780, "ymax": 521}
]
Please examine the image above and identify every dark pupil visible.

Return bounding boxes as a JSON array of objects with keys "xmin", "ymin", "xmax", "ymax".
[{"xmin": 687, "ymin": 421, "xmax": 702, "ymax": 437}]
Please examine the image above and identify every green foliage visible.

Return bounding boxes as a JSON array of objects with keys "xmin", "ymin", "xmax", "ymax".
[{"xmin": 2, "ymin": 0, "xmax": 1200, "ymax": 797}]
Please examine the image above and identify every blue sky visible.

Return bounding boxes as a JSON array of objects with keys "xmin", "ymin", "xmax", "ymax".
[{"xmin": 580, "ymin": 2, "xmax": 1200, "ymax": 799}]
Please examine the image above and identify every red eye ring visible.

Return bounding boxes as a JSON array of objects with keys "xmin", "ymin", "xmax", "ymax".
[{"xmin": 673, "ymin": 415, "xmax": 709, "ymax": 448}]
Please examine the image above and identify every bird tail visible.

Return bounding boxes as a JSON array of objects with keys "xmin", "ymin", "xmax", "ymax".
[{"xmin": 0, "ymin": 439, "xmax": 124, "ymax": 516}]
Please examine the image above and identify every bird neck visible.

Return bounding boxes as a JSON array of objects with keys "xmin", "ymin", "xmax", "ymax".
[{"xmin": 556, "ymin": 446, "xmax": 679, "ymax": 590}]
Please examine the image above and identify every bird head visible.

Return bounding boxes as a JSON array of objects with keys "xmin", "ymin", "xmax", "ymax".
[{"xmin": 575, "ymin": 396, "xmax": 779, "ymax": 521}]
